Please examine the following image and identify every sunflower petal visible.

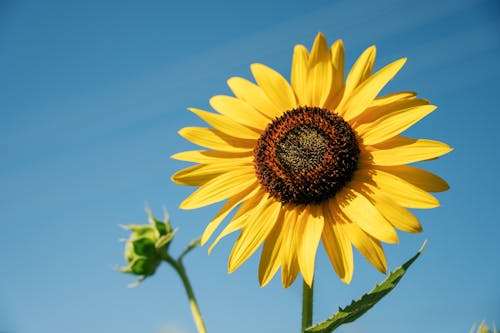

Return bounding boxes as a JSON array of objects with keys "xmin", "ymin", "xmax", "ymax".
[
  {"xmin": 283, "ymin": 253, "xmax": 299, "ymax": 288},
  {"xmin": 354, "ymin": 182, "xmax": 422, "ymax": 233},
  {"xmin": 376, "ymin": 198, "xmax": 422, "ymax": 233},
  {"xmin": 342, "ymin": 45, "xmax": 376, "ymax": 103},
  {"xmin": 357, "ymin": 105, "xmax": 436, "ymax": 145},
  {"xmin": 172, "ymin": 164, "xmax": 215, "ymax": 186},
  {"xmin": 229, "ymin": 198, "xmax": 282, "ymax": 272},
  {"xmin": 291, "ymin": 44, "xmax": 309, "ymax": 105},
  {"xmin": 297, "ymin": 205, "xmax": 324, "ymax": 287},
  {"xmin": 188, "ymin": 108, "xmax": 261, "ymax": 140},
  {"xmin": 210, "ymin": 95, "xmax": 270, "ymax": 130},
  {"xmin": 335, "ymin": 185, "xmax": 399, "ymax": 244},
  {"xmin": 178, "ymin": 127, "xmax": 254, "ymax": 152},
  {"xmin": 375, "ymin": 165, "xmax": 450, "ymax": 192},
  {"xmin": 251, "ymin": 63, "xmax": 297, "ymax": 112},
  {"xmin": 307, "ymin": 32, "xmax": 332, "ymax": 107},
  {"xmin": 341, "ymin": 58, "xmax": 407, "ymax": 121},
  {"xmin": 172, "ymin": 163, "xmax": 252, "ymax": 186},
  {"xmin": 330, "ymin": 39, "xmax": 345, "ymax": 99},
  {"xmin": 258, "ymin": 210, "xmax": 285, "ymax": 287},
  {"xmin": 208, "ymin": 189, "xmax": 266, "ymax": 253},
  {"xmin": 322, "ymin": 201, "xmax": 353, "ymax": 283},
  {"xmin": 227, "ymin": 77, "xmax": 282, "ymax": 119},
  {"xmin": 208, "ymin": 213, "xmax": 250, "ymax": 254},
  {"xmin": 201, "ymin": 181, "xmax": 259, "ymax": 245},
  {"xmin": 281, "ymin": 207, "xmax": 301, "ymax": 288},
  {"xmin": 354, "ymin": 97, "xmax": 429, "ymax": 126},
  {"xmin": 367, "ymin": 136, "xmax": 453, "ymax": 166},
  {"xmin": 370, "ymin": 91, "xmax": 417, "ymax": 108},
  {"xmin": 324, "ymin": 39, "xmax": 345, "ymax": 111},
  {"xmin": 357, "ymin": 168, "xmax": 440, "ymax": 208},
  {"xmin": 344, "ymin": 222, "xmax": 387, "ymax": 273},
  {"xmin": 180, "ymin": 168, "xmax": 256, "ymax": 209},
  {"xmin": 171, "ymin": 150, "xmax": 252, "ymax": 164}
]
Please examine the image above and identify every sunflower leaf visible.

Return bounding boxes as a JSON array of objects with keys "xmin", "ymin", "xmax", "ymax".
[{"xmin": 304, "ymin": 241, "xmax": 426, "ymax": 333}]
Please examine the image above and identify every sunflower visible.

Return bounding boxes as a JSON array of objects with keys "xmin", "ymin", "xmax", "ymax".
[{"xmin": 172, "ymin": 33, "xmax": 451, "ymax": 288}]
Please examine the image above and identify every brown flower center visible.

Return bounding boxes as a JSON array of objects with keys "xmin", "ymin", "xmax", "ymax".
[{"xmin": 253, "ymin": 106, "xmax": 360, "ymax": 205}]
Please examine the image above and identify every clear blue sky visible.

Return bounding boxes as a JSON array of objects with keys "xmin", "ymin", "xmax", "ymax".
[{"xmin": 1, "ymin": 0, "xmax": 499, "ymax": 332}]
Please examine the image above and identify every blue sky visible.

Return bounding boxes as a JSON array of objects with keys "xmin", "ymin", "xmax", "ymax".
[{"xmin": 1, "ymin": 0, "xmax": 499, "ymax": 332}]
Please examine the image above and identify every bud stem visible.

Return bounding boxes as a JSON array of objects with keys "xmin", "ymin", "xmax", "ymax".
[{"xmin": 162, "ymin": 252, "xmax": 208, "ymax": 333}]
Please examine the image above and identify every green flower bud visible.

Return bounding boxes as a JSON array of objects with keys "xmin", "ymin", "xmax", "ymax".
[
  {"xmin": 475, "ymin": 322, "xmax": 498, "ymax": 333},
  {"xmin": 118, "ymin": 208, "xmax": 176, "ymax": 286}
]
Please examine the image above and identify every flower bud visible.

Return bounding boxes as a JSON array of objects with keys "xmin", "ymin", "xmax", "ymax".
[
  {"xmin": 476, "ymin": 322, "xmax": 498, "ymax": 333},
  {"xmin": 119, "ymin": 208, "xmax": 176, "ymax": 286}
]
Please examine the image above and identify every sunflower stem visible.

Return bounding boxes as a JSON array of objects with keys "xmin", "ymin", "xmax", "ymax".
[
  {"xmin": 301, "ymin": 279, "xmax": 314, "ymax": 332},
  {"xmin": 162, "ymin": 253, "xmax": 208, "ymax": 333}
]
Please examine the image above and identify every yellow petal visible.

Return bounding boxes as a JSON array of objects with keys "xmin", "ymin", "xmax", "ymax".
[
  {"xmin": 344, "ymin": 222, "xmax": 387, "ymax": 273},
  {"xmin": 282, "ymin": 252, "xmax": 299, "ymax": 288},
  {"xmin": 208, "ymin": 189, "xmax": 266, "ymax": 253},
  {"xmin": 330, "ymin": 39, "xmax": 345, "ymax": 100},
  {"xmin": 281, "ymin": 206, "xmax": 301, "ymax": 288},
  {"xmin": 188, "ymin": 108, "xmax": 261, "ymax": 140},
  {"xmin": 377, "ymin": 199, "xmax": 422, "ymax": 233},
  {"xmin": 251, "ymin": 63, "xmax": 297, "ymax": 112},
  {"xmin": 354, "ymin": 97, "xmax": 429, "ymax": 126},
  {"xmin": 335, "ymin": 185, "xmax": 399, "ymax": 243},
  {"xmin": 297, "ymin": 205, "xmax": 324, "ymax": 287},
  {"xmin": 340, "ymin": 58, "xmax": 407, "ymax": 121},
  {"xmin": 321, "ymin": 201, "xmax": 353, "ymax": 283},
  {"xmin": 201, "ymin": 181, "xmax": 259, "ymax": 245},
  {"xmin": 354, "ymin": 181, "xmax": 422, "ymax": 233},
  {"xmin": 180, "ymin": 168, "xmax": 256, "ymax": 209},
  {"xmin": 342, "ymin": 45, "xmax": 376, "ymax": 105},
  {"xmin": 258, "ymin": 210, "xmax": 285, "ymax": 287},
  {"xmin": 172, "ymin": 163, "xmax": 252, "ymax": 186},
  {"xmin": 356, "ymin": 168, "xmax": 440, "ymax": 208},
  {"xmin": 208, "ymin": 214, "xmax": 250, "ymax": 254},
  {"xmin": 366, "ymin": 136, "xmax": 453, "ymax": 166},
  {"xmin": 324, "ymin": 39, "xmax": 345, "ymax": 111},
  {"xmin": 356, "ymin": 105, "xmax": 436, "ymax": 146},
  {"xmin": 172, "ymin": 164, "xmax": 216, "ymax": 186},
  {"xmin": 227, "ymin": 77, "xmax": 282, "ymax": 119},
  {"xmin": 291, "ymin": 44, "xmax": 309, "ymax": 105},
  {"xmin": 171, "ymin": 150, "xmax": 252, "ymax": 164},
  {"xmin": 375, "ymin": 165, "xmax": 449, "ymax": 192},
  {"xmin": 229, "ymin": 198, "xmax": 282, "ymax": 272},
  {"xmin": 209, "ymin": 95, "xmax": 270, "ymax": 130},
  {"xmin": 178, "ymin": 127, "xmax": 254, "ymax": 152},
  {"xmin": 307, "ymin": 32, "xmax": 332, "ymax": 107},
  {"xmin": 369, "ymin": 91, "xmax": 417, "ymax": 108}
]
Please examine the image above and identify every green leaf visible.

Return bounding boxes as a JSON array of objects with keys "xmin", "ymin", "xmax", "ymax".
[{"xmin": 305, "ymin": 241, "xmax": 427, "ymax": 333}]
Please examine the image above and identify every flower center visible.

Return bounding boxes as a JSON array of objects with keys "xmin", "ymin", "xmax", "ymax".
[
  {"xmin": 276, "ymin": 125, "xmax": 328, "ymax": 173},
  {"xmin": 253, "ymin": 106, "xmax": 360, "ymax": 205}
]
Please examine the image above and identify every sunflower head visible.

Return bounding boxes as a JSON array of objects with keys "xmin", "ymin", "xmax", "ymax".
[{"xmin": 172, "ymin": 33, "xmax": 451, "ymax": 288}]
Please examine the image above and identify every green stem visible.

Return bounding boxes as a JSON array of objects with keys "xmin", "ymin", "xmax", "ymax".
[
  {"xmin": 162, "ymin": 253, "xmax": 208, "ymax": 333},
  {"xmin": 301, "ymin": 279, "xmax": 314, "ymax": 332}
]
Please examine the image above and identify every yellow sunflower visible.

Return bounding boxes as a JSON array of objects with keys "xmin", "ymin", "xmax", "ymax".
[{"xmin": 172, "ymin": 33, "xmax": 451, "ymax": 288}]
